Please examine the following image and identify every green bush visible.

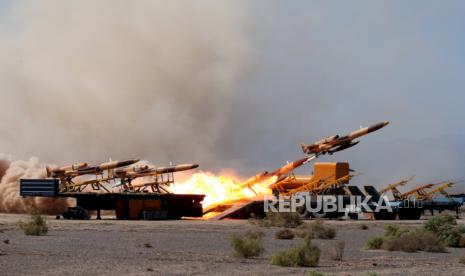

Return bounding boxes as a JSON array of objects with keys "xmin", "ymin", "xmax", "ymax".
[
  {"xmin": 437, "ymin": 224, "xmax": 462, "ymax": 247},
  {"xmin": 423, "ymin": 214, "xmax": 456, "ymax": 233},
  {"xmin": 230, "ymin": 230, "xmax": 264, "ymax": 258},
  {"xmin": 270, "ymin": 238, "xmax": 320, "ymax": 267},
  {"xmin": 364, "ymin": 236, "xmax": 384, "ymax": 250},
  {"xmin": 275, "ymin": 229, "xmax": 295, "ymax": 240},
  {"xmin": 457, "ymin": 224, "xmax": 465, "ymax": 234},
  {"xmin": 296, "ymin": 221, "xmax": 336, "ymax": 239},
  {"xmin": 18, "ymin": 208, "xmax": 48, "ymax": 236},
  {"xmin": 423, "ymin": 215, "xmax": 465, "ymax": 247},
  {"xmin": 384, "ymin": 224, "xmax": 408, "ymax": 239}
]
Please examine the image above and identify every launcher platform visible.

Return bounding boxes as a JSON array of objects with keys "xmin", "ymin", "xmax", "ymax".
[{"xmin": 20, "ymin": 179, "xmax": 204, "ymax": 220}]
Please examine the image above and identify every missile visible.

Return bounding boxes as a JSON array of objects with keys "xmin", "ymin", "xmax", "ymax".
[
  {"xmin": 57, "ymin": 162, "xmax": 88, "ymax": 172},
  {"xmin": 401, "ymin": 184, "xmax": 435, "ymax": 198},
  {"xmin": 114, "ymin": 164, "xmax": 151, "ymax": 175},
  {"xmin": 46, "ymin": 162, "xmax": 88, "ymax": 177},
  {"xmin": 301, "ymin": 121, "xmax": 389, "ymax": 156},
  {"xmin": 238, "ymin": 157, "xmax": 312, "ymax": 191},
  {"xmin": 115, "ymin": 163, "xmax": 199, "ymax": 179},
  {"xmin": 77, "ymin": 159, "xmax": 140, "ymax": 175},
  {"xmin": 153, "ymin": 163, "xmax": 199, "ymax": 174},
  {"xmin": 344, "ymin": 121, "xmax": 390, "ymax": 140},
  {"xmin": 271, "ymin": 157, "xmax": 310, "ymax": 176},
  {"xmin": 127, "ymin": 164, "xmax": 151, "ymax": 173}
]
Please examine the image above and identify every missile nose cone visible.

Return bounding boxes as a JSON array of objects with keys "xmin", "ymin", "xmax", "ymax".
[{"xmin": 366, "ymin": 121, "xmax": 390, "ymax": 133}]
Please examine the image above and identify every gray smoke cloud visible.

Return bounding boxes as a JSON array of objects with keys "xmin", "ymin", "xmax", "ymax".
[{"xmin": 0, "ymin": 0, "xmax": 252, "ymax": 170}]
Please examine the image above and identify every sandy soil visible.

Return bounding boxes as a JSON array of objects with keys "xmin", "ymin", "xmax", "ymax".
[{"xmin": 0, "ymin": 214, "xmax": 465, "ymax": 276}]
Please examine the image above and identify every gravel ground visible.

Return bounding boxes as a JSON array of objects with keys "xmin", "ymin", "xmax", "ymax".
[{"xmin": 1, "ymin": 214, "xmax": 465, "ymax": 275}]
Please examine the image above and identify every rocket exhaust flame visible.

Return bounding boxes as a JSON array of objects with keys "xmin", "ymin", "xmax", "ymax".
[
  {"xmin": 170, "ymin": 172, "xmax": 275, "ymax": 208},
  {"xmin": 170, "ymin": 157, "xmax": 311, "ymax": 208}
]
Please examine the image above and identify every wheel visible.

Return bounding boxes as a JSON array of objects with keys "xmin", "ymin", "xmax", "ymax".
[
  {"xmin": 348, "ymin": 213, "xmax": 359, "ymax": 220},
  {"xmin": 398, "ymin": 208, "xmax": 422, "ymax": 220},
  {"xmin": 374, "ymin": 210, "xmax": 397, "ymax": 220}
]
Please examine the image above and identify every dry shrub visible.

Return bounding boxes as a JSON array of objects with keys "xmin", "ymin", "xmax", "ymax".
[
  {"xmin": 18, "ymin": 208, "xmax": 48, "ymax": 236},
  {"xmin": 459, "ymin": 236, "xmax": 465, "ymax": 248},
  {"xmin": 329, "ymin": 240, "xmax": 345, "ymax": 261},
  {"xmin": 365, "ymin": 228, "xmax": 446, "ymax": 253},
  {"xmin": 230, "ymin": 230, "xmax": 264, "ymax": 258},
  {"xmin": 264, "ymin": 212, "xmax": 302, "ymax": 228},
  {"xmin": 245, "ymin": 229, "xmax": 265, "ymax": 240},
  {"xmin": 296, "ymin": 221, "xmax": 336, "ymax": 239},
  {"xmin": 364, "ymin": 236, "xmax": 384, "ymax": 250},
  {"xmin": 457, "ymin": 224, "xmax": 465, "ymax": 234},
  {"xmin": 306, "ymin": 271, "xmax": 324, "ymax": 276},
  {"xmin": 270, "ymin": 238, "xmax": 320, "ymax": 267},
  {"xmin": 275, "ymin": 229, "xmax": 295, "ymax": 240},
  {"xmin": 249, "ymin": 212, "xmax": 302, "ymax": 228},
  {"xmin": 384, "ymin": 224, "xmax": 408, "ymax": 239},
  {"xmin": 358, "ymin": 223, "xmax": 369, "ymax": 230},
  {"xmin": 458, "ymin": 255, "xmax": 465, "ymax": 265}
]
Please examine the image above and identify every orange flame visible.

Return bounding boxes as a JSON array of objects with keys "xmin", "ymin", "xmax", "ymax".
[{"xmin": 170, "ymin": 171, "xmax": 274, "ymax": 208}]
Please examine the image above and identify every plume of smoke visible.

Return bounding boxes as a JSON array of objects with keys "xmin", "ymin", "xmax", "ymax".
[
  {"xmin": 0, "ymin": 0, "xmax": 252, "ymax": 170},
  {"xmin": 0, "ymin": 154, "xmax": 11, "ymax": 182},
  {"xmin": 0, "ymin": 156, "xmax": 70, "ymax": 214}
]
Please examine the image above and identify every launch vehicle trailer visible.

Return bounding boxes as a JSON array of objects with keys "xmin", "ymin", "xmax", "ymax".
[{"xmin": 20, "ymin": 179, "xmax": 204, "ymax": 220}]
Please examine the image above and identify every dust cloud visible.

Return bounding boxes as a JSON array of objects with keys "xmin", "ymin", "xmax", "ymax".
[{"xmin": 0, "ymin": 156, "xmax": 69, "ymax": 214}]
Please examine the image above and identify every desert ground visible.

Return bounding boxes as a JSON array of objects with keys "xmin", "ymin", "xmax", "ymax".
[{"xmin": 0, "ymin": 214, "xmax": 465, "ymax": 276}]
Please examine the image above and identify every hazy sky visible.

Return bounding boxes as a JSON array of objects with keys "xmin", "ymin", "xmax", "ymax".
[
  {"xmin": 0, "ymin": 1, "xmax": 463, "ymax": 189},
  {"xmin": 239, "ymin": 1, "xmax": 465, "ymax": 188}
]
